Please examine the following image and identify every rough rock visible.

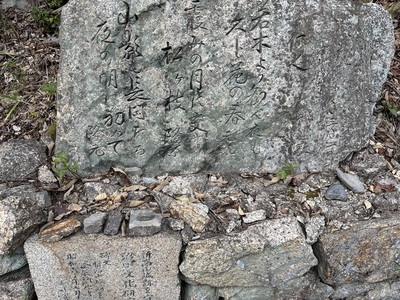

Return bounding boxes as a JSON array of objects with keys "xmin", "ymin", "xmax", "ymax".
[
  {"xmin": 25, "ymin": 232, "xmax": 182, "ymax": 300},
  {"xmin": 127, "ymin": 210, "xmax": 162, "ymax": 236},
  {"xmin": 170, "ymin": 201, "xmax": 210, "ymax": 233},
  {"xmin": 0, "ymin": 185, "xmax": 51, "ymax": 254},
  {"xmin": 325, "ymin": 183, "xmax": 348, "ymax": 201},
  {"xmin": 180, "ymin": 217, "xmax": 317, "ymax": 288},
  {"xmin": 336, "ymin": 168, "xmax": 366, "ymax": 193},
  {"xmin": 242, "ymin": 209, "xmax": 266, "ymax": 224},
  {"xmin": 305, "ymin": 215, "xmax": 325, "ymax": 244},
  {"xmin": 0, "ymin": 266, "xmax": 34, "ymax": 300},
  {"xmin": 57, "ymin": 0, "xmax": 394, "ymax": 176},
  {"xmin": 84, "ymin": 182, "xmax": 120, "ymax": 202},
  {"xmin": 104, "ymin": 210, "xmax": 123, "ymax": 235},
  {"xmin": 169, "ymin": 218, "xmax": 185, "ymax": 231},
  {"xmin": 218, "ymin": 286, "xmax": 275, "ymax": 300},
  {"xmin": 0, "ymin": 140, "xmax": 46, "ymax": 181},
  {"xmin": 0, "ymin": 246, "xmax": 27, "ymax": 276},
  {"xmin": 314, "ymin": 213, "xmax": 400, "ymax": 285},
  {"xmin": 184, "ymin": 284, "xmax": 218, "ymax": 300},
  {"xmin": 350, "ymin": 148, "xmax": 388, "ymax": 183},
  {"xmin": 38, "ymin": 218, "xmax": 82, "ymax": 242},
  {"xmin": 83, "ymin": 212, "xmax": 108, "ymax": 234},
  {"xmin": 38, "ymin": 165, "xmax": 58, "ymax": 188}
]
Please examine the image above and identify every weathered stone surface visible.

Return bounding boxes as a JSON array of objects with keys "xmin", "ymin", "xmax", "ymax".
[
  {"xmin": 315, "ymin": 213, "xmax": 400, "ymax": 285},
  {"xmin": 0, "ymin": 185, "xmax": 51, "ymax": 254},
  {"xmin": 25, "ymin": 232, "xmax": 182, "ymax": 300},
  {"xmin": 180, "ymin": 217, "xmax": 317, "ymax": 288},
  {"xmin": 170, "ymin": 201, "xmax": 210, "ymax": 232},
  {"xmin": 305, "ymin": 215, "xmax": 325, "ymax": 244},
  {"xmin": 336, "ymin": 168, "xmax": 366, "ymax": 193},
  {"xmin": 218, "ymin": 286, "xmax": 275, "ymax": 300},
  {"xmin": 0, "ymin": 246, "xmax": 27, "ymax": 276},
  {"xmin": 0, "ymin": 140, "xmax": 46, "ymax": 181},
  {"xmin": 104, "ymin": 210, "xmax": 123, "ymax": 235},
  {"xmin": 242, "ymin": 209, "xmax": 266, "ymax": 224},
  {"xmin": 83, "ymin": 212, "xmax": 108, "ymax": 233},
  {"xmin": 127, "ymin": 210, "xmax": 162, "ymax": 236},
  {"xmin": 350, "ymin": 149, "xmax": 388, "ymax": 183},
  {"xmin": 57, "ymin": 0, "xmax": 394, "ymax": 176},
  {"xmin": 38, "ymin": 165, "xmax": 58, "ymax": 188},
  {"xmin": 0, "ymin": 266, "xmax": 34, "ymax": 300},
  {"xmin": 39, "ymin": 218, "xmax": 82, "ymax": 242},
  {"xmin": 169, "ymin": 217, "xmax": 185, "ymax": 231},
  {"xmin": 184, "ymin": 283, "xmax": 218, "ymax": 300},
  {"xmin": 325, "ymin": 183, "xmax": 348, "ymax": 201}
]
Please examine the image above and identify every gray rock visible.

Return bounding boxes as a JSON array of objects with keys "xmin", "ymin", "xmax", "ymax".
[
  {"xmin": 169, "ymin": 218, "xmax": 185, "ymax": 231},
  {"xmin": 56, "ymin": 0, "xmax": 393, "ymax": 176},
  {"xmin": 305, "ymin": 215, "xmax": 325, "ymax": 244},
  {"xmin": 336, "ymin": 168, "xmax": 366, "ymax": 193},
  {"xmin": 242, "ymin": 209, "xmax": 266, "ymax": 224},
  {"xmin": 0, "ymin": 266, "xmax": 34, "ymax": 300},
  {"xmin": 218, "ymin": 286, "xmax": 275, "ymax": 300},
  {"xmin": 104, "ymin": 210, "xmax": 123, "ymax": 235},
  {"xmin": 125, "ymin": 166, "xmax": 143, "ymax": 177},
  {"xmin": 184, "ymin": 284, "xmax": 218, "ymax": 300},
  {"xmin": 0, "ymin": 140, "xmax": 46, "ymax": 181},
  {"xmin": 325, "ymin": 183, "xmax": 348, "ymax": 201},
  {"xmin": 25, "ymin": 232, "xmax": 182, "ymax": 300},
  {"xmin": 127, "ymin": 210, "xmax": 162, "ymax": 236},
  {"xmin": 0, "ymin": 185, "xmax": 51, "ymax": 254},
  {"xmin": 0, "ymin": 246, "xmax": 27, "ymax": 276},
  {"xmin": 38, "ymin": 165, "xmax": 58, "ymax": 187},
  {"xmin": 314, "ymin": 213, "xmax": 400, "ymax": 285},
  {"xmin": 180, "ymin": 217, "xmax": 317, "ymax": 288},
  {"xmin": 84, "ymin": 182, "xmax": 120, "ymax": 202},
  {"xmin": 83, "ymin": 212, "xmax": 108, "ymax": 234},
  {"xmin": 350, "ymin": 149, "xmax": 388, "ymax": 183},
  {"xmin": 170, "ymin": 201, "xmax": 210, "ymax": 233}
]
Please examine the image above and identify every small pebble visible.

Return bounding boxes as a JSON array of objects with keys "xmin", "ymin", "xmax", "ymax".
[
  {"xmin": 336, "ymin": 168, "xmax": 366, "ymax": 193},
  {"xmin": 325, "ymin": 184, "xmax": 348, "ymax": 201}
]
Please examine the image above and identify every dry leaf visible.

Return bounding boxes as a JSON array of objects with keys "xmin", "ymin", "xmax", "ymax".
[
  {"xmin": 374, "ymin": 182, "xmax": 395, "ymax": 194},
  {"xmin": 364, "ymin": 200, "xmax": 372, "ymax": 210},
  {"xmin": 128, "ymin": 200, "xmax": 146, "ymax": 207},
  {"xmin": 121, "ymin": 184, "xmax": 147, "ymax": 192},
  {"xmin": 95, "ymin": 193, "xmax": 108, "ymax": 201},
  {"xmin": 176, "ymin": 196, "xmax": 191, "ymax": 202},
  {"xmin": 369, "ymin": 185, "xmax": 375, "ymax": 193},
  {"xmin": 54, "ymin": 211, "xmax": 72, "ymax": 221},
  {"xmin": 67, "ymin": 203, "xmax": 82, "ymax": 212},
  {"xmin": 264, "ymin": 176, "xmax": 280, "ymax": 187},
  {"xmin": 113, "ymin": 192, "xmax": 128, "ymax": 203},
  {"xmin": 194, "ymin": 191, "xmax": 209, "ymax": 199},
  {"xmin": 238, "ymin": 206, "xmax": 245, "ymax": 216}
]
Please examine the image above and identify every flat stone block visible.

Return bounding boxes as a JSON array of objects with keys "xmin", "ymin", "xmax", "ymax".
[
  {"xmin": 56, "ymin": 0, "xmax": 394, "ymax": 176},
  {"xmin": 24, "ymin": 232, "xmax": 182, "ymax": 300},
  {"xmin": 315, "ymin": 213, "xmax": 400, "ymax": 285},
  {"xmin": 180, "ymin": 217, "xmax": 317, "ymax": 288},
  {"xmin": 127, "ymin": 210, "xmax": 162, "ymax": 236},
  {"xmin": 104, "ymin": 210, "xmax": 123, "ymax": 235},
  {"xmin": 83, "ymin": 212, "xmax": 108, "ymax": 234}
]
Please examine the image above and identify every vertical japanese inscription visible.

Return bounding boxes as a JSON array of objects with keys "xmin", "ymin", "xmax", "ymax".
[{"xmin": 86, "ymin": 0, "xmax": 148, "ymax": 160}]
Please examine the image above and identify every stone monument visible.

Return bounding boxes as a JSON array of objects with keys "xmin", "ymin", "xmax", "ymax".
[{"xmin": 56, "ymin": 0, "xmax": 394, "ymax": 176}]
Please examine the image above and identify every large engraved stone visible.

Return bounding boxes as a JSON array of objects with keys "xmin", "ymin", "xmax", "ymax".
[
  {"xmin": 57, "ymin": 0, "xmax": 394, "ymax": 176},
  {"xmin": 24, "ymin": 232, "xmax": 182, "ymax": 300}
]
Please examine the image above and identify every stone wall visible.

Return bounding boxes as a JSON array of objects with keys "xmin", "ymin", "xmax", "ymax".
[{"xmin": 2, "ymin": 140, "xmax": 400, "ymax": 299}]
